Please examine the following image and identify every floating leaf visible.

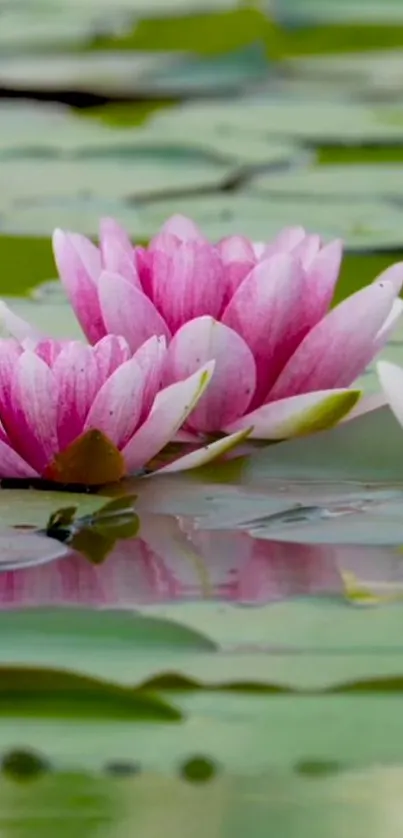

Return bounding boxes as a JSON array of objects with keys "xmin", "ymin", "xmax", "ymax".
[
  {"xmin": 250, "ymin": 163, "xmax": 403, "ymax": 202},
  {"xmin": 139, "ymin": 192, "xmax": 403, "ymax": 250},
  {"xmin": 0, "ymin": 666, "xmax": 181, "ymax": 720}
]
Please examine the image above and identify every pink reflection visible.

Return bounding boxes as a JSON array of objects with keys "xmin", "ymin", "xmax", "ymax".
[{"xmin": 0, "ymin": 513, "xmax": 350, "ymax": 609}]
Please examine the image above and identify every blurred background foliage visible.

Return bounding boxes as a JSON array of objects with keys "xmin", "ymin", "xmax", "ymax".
[{"xmin": 3, "ymin": 0, "xmax": 403, "ymax": 300}]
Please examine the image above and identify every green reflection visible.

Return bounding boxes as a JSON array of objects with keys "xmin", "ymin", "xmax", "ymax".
[{"xmin": 0, "ymin": 772, "xmax": 119, "ymax": 838}]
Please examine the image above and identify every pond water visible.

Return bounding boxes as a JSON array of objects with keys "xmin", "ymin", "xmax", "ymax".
[{"xmin": 3, "ymin": 2, "xmax": 403, "ymax": 835}]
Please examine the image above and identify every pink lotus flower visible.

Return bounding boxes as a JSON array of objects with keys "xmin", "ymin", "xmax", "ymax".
[
  {"xmin": 50, "ymin": 214, "xmax": 403, "ymax": 444},
  {"xmin": 0, "ymin": 333, "xmax": 245, "ymax": 483}
]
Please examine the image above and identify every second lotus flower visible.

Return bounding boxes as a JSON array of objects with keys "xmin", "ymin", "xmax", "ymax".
[
  {"xmin": 0, "ymin": 333, "xmax": 247, "ymax": 483},
  {"xmin": 51, "ymin": 215, "xmax": 403, "ymax": 442}
]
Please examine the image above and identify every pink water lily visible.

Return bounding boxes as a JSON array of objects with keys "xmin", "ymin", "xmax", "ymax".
[
  {"xmin": 50, "ymin": 214, "xmax": 403, "ymax": 443},
  {"xmin": 0, "ymin": 333, "xmax": 242, "ymax": 483}
]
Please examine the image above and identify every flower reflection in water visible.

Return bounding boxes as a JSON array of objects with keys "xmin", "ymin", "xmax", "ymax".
[
  {"xmin": 0, "ymin": 515, "xmax": 403, "ymax": 608},
  {"xmin": 2, "ymin": 512, "xmax": 403, "ymax": 610}
]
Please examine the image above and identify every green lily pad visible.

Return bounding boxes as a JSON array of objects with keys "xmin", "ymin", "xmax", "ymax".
[
  {"xmin": 284, "ymin": 49, "xmax": 403, "ymax": 102},
  {"xmin": 0, "ymin": 295, "xmax": 83, "ymax": 338},
  {"xmin": 98, "ymin": 6, "xmax": 270, "ymax": 56},
  {"xmin": 0, "ymin": 203, "xmax": 142, "ymax": 242},
  {"xmin": 150, "ymin": 97, "xmax": 403, "ymax": 144},
  {"xmin": 138, "ymin": 192, "xmax": 403, "ymax": 249},
  {"xmin": 231, "ymin": 405, "xmax": 403, "ymax": 484},
  {"xmin": 5, "ymin": 599, "xmax": 403, "ymax": 692},
  {"xmin": 0, "ymin": 609, "xmax": 215, "ymax": 684},
  {"xmin": 0, "ymin": 666, "xmax": 181, "ymax": 720},
  {"xmin": 0, "ymin": 152, "xmax": 234, "ymax": 207},
  {"xmin": 0, "ymin": 490, "xmax": 103, "ymax": 530},
  {"xmin": 0, "ymin": 51, "xmax": 188, "ymax": 97},
  {"xmin": 145, "ymin": 44, "xmax": 270, "ymax": 96},
  {"xmin": 107, "ymin": 121, "xmax": 303, "ymax": 167},
  {"xmin": 0, "ymin": 102, "xmax": 170, "ymax": 157},
  {"xmin": 249, "ymin": 163, "xmax": 403, "ymax": 201},
  {"xmin": 279, "ymin": 0, "xmax": 403, "ymax": 24},
  {"xmin": 1, "ymin": 686, "xmax": 403, "ymax": 777}
]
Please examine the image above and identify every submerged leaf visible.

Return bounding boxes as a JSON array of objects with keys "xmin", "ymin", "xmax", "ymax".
[{"xmin": 44, "ymin": 430, "xmax": 125, "ymax": 486}]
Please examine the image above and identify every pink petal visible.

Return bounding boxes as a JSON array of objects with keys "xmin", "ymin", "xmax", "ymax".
[
  {"xmin": 303, "ymin": 239, "xmax": 343, "ymax": 327},
  {"xmin": 92, "ymin": 335, "xmax": 131, "ymax": 381},
  {"xmin": 269, "ymin": 280, "xmax": 399, "ymax": 400},
  {"xmin": 99, "ymin": 218, "xmax": 140, "ymax": 288},
  {"xmin": 157, "ymin": 427, "xmax": 252, "ymax": 474},
  {"xmin": 222, "ymin": 253, "xmax": 307, "ymax": 406},
  {"xmin": 372, "ymin": 298, "xmax": 403, "ymax": 354},
  {"xmin": 84, "ymin": 357, "xmax": 145, "ymax": 449},
  {"xmin": 52, "ymin": 229, "xmax": 106, "ymax": 344},
  {"xmin": 98, "ymin": 271, "xmax": 171, "ymax": 353},
  {"xmin": 374, "ymin": 261, "xmax": 403, "ymax": 296},
  {"xmin": 151, "ymin": 241, "xmax": 224, "ymax": 334},
  {"xmin": 0, "ymin": 340, "xmax": 23, "ymax": 406},
  {"xmin": 225, "ymin": 388, "xmax": 360, "ymax": 439},
  {"xmin": 377, "ymin": 361, "xmax": 403, "ymax": 428},
  {"xmin": 217, "ymin": 235, "xmax": 256, "ymax": 303},
  {"xmin": 0, "ymin": 344, "xmax": 25, "ymax": 448},
  {"xmin": 99, "ymin": 217, "xmax": 133, "ymax": 258},
  {"xmin": 0, "ymin": 302, "xmax": 42, "ymax": 343},
  {"xmin": 165, "ymin": 316, "xmax": 256, "ymax": 432},
  {"xmin": 253, "ymin": 242, "xmax": 266, "ymax": 259},
  {"xmin": 0, "ymin": 439, "xmax": 38, "ymax": 478},
  {"xmin": 122, "ymin": 361, "xmax": 215, "ymax": 473},
  {"xmin": 2, "ymin": 352, "xmax": 58, "ymax": 473},
  {"xmin": 155, "ymin": 214, "xmax": 205, "ymax": 242},
  {"xmin": 132, "ymin": 335, "xmax": 167, "ymax": 421},
  {"xmin": 174, "ymin": 429, "xmax": 201, "ymax": 443},
  {"xmin": 261, "ymin": 226, "xmax": 306, "ymax": 259},
  {"xmin": 34, "ymin": 339, "xmax": 66, "ymax": 367},
  {"xmin": 217, "ymin": 235, "xmax": 255, "ymax": 263},
  {"xmin": 0, "ymin": 419, "xmax": 9, "ymax": 443},
  {"xmin": 148, "ymin": 231, "xmax": 180, "ymax": 258},
  {"xmin": 135, "ymin": 246, "xmax": 153, "ymax": 296},
  {"xmin": 52, "ymin": 342, "xmax": 102, "ymax": 450},
  {"xmin": 292, "ymin": 234, "xmax": 322, "ymax": 270}
]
